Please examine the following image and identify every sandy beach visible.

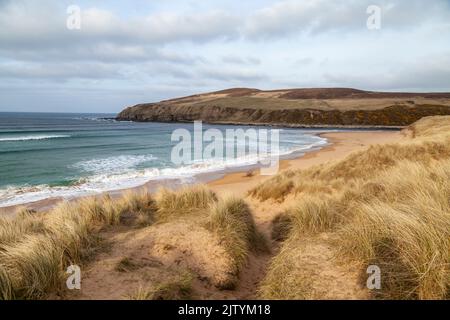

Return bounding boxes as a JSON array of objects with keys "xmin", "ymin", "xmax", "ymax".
[
  {"xmin": 0, "ymin": 130, "xmax": 401, "ymax": 217},
  {"xmin": 209, "ymin": 130, "xmax": 402, "ymax": 196}
]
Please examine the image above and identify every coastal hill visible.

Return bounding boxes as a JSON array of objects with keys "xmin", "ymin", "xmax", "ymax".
[{"xmin": 116, "ymin": 88, "xmax": 450, "ymax": 127}]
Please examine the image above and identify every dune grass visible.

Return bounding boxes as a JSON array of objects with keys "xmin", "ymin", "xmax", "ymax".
[
  {"xmin": 207, "ymin": 197, "xmax": 268, "ymax": 288},
  {"xmin": 248, "ymin": 172, "xmax": 294, "ymax": 202},
  {"xmin": 0, "ymin": 235, "xmax": 65, "ymax": 299},
  {"xmin": 288, "ymin": 195, "xmax": 345, "ymax": 235},
  {"xmin": 0, "ymin": 184, "xmax": 259, "ymax": 300},
  {"xmin": 155, "ymin": 185, "xmax": 218, "ymax": 220},
  {"xmin": 0, "ymin": 264, "xmax": 13, "ymax": 300},
  {"xmin": 338, "ymin": 161, "xmax": 450, "ymax": 299},
  {"xmin": 251, "ymin": 117, "xmax": 450, "ymax": 204},
  {"xmin": 258, "ymin": 235, "xmax": 315, "ymax": 300},
  {"xmin": 115, "ymin": 257, "xmax": 141, "ymax": 273},
  {"xmin": 255, "ymin": 116, "xmax": 450, "ymax": 300},
  {"xmin": 0, "ymin": 191, "xmax": 157, "ymax": 300},
  {"xmin": 271, "ymin": 212, "xmax": 293, "ymax": 242},
  {"xmin": 128, "ymin": 272, "xmax": 193, "ymax": 300},
  {"xmin": 117, "ymin": 191, "xmax": 158, "ymax": 226},
  {"xmin": 0, "ymin": 209, "xmax": 46, "ymax": 247}
]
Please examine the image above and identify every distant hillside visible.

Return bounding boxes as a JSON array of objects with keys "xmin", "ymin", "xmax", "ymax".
[{"xmin": 116, "ymin": 88, "xmax": 450, "ymax": 127}]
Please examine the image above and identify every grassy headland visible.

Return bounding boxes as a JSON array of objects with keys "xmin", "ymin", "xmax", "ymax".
[{"xmin": 117, "ymin": 88, "xmax": 450, "ymax": 127}]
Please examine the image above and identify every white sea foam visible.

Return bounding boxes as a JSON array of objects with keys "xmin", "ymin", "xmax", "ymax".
[
  {"xmin": 73, "ymin": 117, "xmax": 117, "ymax": 122},
  {"xmin": 0, "ymin": 135, "xmax": 70, "ymax": 142},
  {"xmin": 72, "ymin": 155, "xmax": 157, "ymax": 174},
  {"xmin": 0, "ymin": 136, "xmax": 328, "ymax": 208}
]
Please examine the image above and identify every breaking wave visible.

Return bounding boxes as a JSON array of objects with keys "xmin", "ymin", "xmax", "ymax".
[
  {"xmin": 0, "ymin": 135, "xmax": 70, "ymax": 142},
  {"xmin": 0, "ymin": 136, "xmax": 328, "ymax": 207}
]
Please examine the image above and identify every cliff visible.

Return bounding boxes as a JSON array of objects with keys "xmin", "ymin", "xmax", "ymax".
[{"xmin": 116, "ymin": 88, "xmax": 450, "ymax": 127}]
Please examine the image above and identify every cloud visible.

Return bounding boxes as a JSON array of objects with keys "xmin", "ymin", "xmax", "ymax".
[
  {"xmin": 0, "ymin": 0, "xmax": 449, "ymax": 112},
  {"xmin": 201, "ymin": 68, "xmax": 266, "ymax": 82},
  {"xmin": 221, "ymin": 55, "xmax": 261, "ymax": 65},
  {"xmin": 323, "ymin": 53, "xmax": 450, "ymax": 91},
  {"xmin": 0, "ymin": 62, "xmax": 123, "ymax": 80},
  {"xmin": 243, "ymin": 0, "xmax": 450, "ymax": 38},
  {"xmin": 0, "ymin": 0, "xmax": 237, "ymax": 79},
  {"xmin": 294, "ymin": 57, "xmax": 314, "ymax": 65},
  {"xmin": 0, "ymin": 2, "xmax": 239, "ymax": 51}
]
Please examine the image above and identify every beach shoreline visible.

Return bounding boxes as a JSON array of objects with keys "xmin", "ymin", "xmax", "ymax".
[
  {"xmin": 0, "ymin": 130, "xmax": 401, "ymax": 216},
  {"xmin": 208, "ymin": 130, "xmax": 402, "ymax": 196}
]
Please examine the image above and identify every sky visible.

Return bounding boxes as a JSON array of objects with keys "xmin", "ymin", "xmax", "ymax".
[{"xmin": 0, "ymin": 0, "xmax": 449, "ymax": 113}]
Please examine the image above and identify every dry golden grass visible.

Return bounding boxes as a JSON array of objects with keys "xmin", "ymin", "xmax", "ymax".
[
  {"xmin": 255, "ymin": 116, "xmax": 450, "ymax": 300},
  {"xmin": 115, "ymin": 257, "xmax": 141, "ymax": 273},
  {"xmin": 0, "ymin": 191, "xmax": 157, "ymax": 300},
  {"xmin": 118, "ymin": 191, "xmax": 157, "ymax": 226},
  {"xmin": 0, "ymin": 264, "xmax": 13, "ymax": 300},
  {"xmin": 155, "ymin": 185, "xmax": 217, "ymax": 220},
  {"xmin": 0, "ymin": 235, "xmax": 64, "ymax": 299},
  {"xmin": 0, "ymin": 185, "xmax": 259, "ymax": 300},
  {"xmin": 258, "ymin": 235, "xmax": 315, "ymax": 299},
  {"xmin": 128, "ymin": 272, "xmax": 193, "ymax": 300},
  {"xmin": 251, "ymin": 116, "xmax": 450, "ymax": 204},
  {"xmin": 289, "ymin": 195, "xmax": 344, "ymax": 235},
  {"xmin": 0, "ymin": 211, "xmax": 45, "ymax": 247},
  {"xmin": 248, "ymin": 171, "xmax": 295, "ymax": 202},
  {"xmin": 271, "ymin": 212, "xmax": 292, "ymax": 242},
  {"xmin": 207, "ymin": 197, "xmax": 268, "ymax": 288},
  {"xmin": 338, "ymin": 161, "xmax": 450, "ymax": 299}
]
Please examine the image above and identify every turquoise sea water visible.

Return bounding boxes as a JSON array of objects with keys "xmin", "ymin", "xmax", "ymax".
[{"xmin": 0, "ymin": 112, "xmax": 330, "ymax": 207}]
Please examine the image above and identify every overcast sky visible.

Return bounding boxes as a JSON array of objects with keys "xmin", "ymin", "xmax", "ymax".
[{"xmin": 0, "ymin": 0, "xmax": 449, "ymax": 113}]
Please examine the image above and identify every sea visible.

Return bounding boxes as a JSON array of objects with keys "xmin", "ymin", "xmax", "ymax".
[{"xmin": 0, "ymin": 112, "xmax": 334, "ymax": 207}]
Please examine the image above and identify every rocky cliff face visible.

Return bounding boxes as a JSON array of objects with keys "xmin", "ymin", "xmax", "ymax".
[{"xmin": 116, "ymin": 88, "xmax": 450, "ymax": 127}]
